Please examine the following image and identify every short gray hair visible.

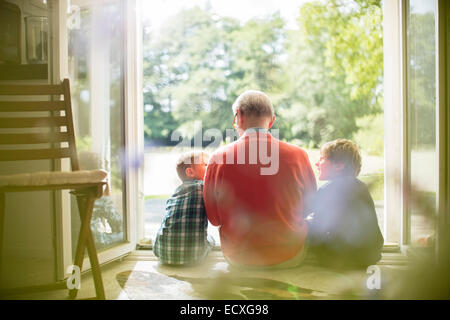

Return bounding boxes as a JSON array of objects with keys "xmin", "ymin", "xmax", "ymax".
[{"xmin": 232, "ymin": 90, "xmax": 274, "ymax": 118}]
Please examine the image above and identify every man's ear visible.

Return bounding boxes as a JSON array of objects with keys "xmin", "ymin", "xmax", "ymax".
[
  {"xmin": 185, "ymin": 167, "xmax": 194, "ymax": 178},
  {"xmin": 237, "ymin": 110, "xmax": 245, "ymax": 128}
]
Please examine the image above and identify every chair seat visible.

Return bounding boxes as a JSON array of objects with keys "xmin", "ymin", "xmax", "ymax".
[{"xmin": 0, "ymin": 169, "xmax": 108, "ymax": 188}]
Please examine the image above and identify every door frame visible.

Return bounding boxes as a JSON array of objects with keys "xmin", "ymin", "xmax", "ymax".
[
  {"xmin": 384, "ymin": 0, "xmax": 448, "ymax": 256},
  {"xmin": 437, "ymin": 0, "xmax": 449, "ymax": 269}
]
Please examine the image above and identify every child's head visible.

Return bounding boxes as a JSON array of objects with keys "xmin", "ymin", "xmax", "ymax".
[
  {"xmin": 316, "ymin": 139, "xmax": 362, "ymax": 180},
  {"xmin": 176, "ymin": 151, "xmax": 210, "ymax": 182}
]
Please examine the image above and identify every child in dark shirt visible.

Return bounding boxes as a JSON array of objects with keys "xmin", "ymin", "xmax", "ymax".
[{"xmin": 306, "ymin": 139, "xmax": 384, "ymax": 269}]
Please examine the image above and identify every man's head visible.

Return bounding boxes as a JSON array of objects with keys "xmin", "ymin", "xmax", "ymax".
[
  {"xmin": 176, "ymin": 151, "xmax": 210, "ymax": 182},
  {"xmin": 316, "ymin": 139, "xmax": 362, "ymax": 180},
  {"xmin": 232, "ymin": 90, "xmax": 276, "ymax": 135}
]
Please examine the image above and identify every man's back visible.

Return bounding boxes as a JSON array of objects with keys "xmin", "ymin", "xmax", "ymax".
[{"xmin": 204, "ymin": 130, "xmax": 317, "ymax": 266}]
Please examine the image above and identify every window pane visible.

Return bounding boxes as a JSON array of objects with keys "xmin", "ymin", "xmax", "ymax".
[
  {"xmin": 406, "ymin": 0, "xmax": 437, "ymax": 245},
  {"xmin": 142, "ymin": 0, "xmax": 385, "ymax": 246},
  {"xmin": 68, "ymin": 0, "xmax": 126, "ymax": 255}
]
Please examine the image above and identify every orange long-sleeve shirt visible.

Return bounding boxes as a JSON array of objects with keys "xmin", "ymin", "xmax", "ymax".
[{"xmin": 203, "ymin": 130, "xmax": 317, "ymax": 266}]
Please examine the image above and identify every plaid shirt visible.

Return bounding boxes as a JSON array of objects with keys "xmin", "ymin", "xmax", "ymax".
[{"xmin": 154, "ymin": 180, "xmax": 212, "ymax": 265}]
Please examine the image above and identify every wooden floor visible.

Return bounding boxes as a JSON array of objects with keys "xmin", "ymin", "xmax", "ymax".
[{"xmin": 0, "ymin": 249, "xmax": 410, "ymax": 300}]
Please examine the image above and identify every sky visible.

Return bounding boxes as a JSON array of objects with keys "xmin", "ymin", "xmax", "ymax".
[
  {"xmin": 141, "ymin": 0, "xmax": 311, "ymax": 31},
  {"xmin": 141, "ymin": 0, "xmax": 437, "ymax": 32},
  {"xmin": 410, "ymin": 0, "xmax": 436, "ymax": 14}
]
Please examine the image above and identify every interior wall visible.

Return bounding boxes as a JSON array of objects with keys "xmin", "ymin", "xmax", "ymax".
[{"xmin": 0, "ymin": 0, "xmax": 56, "ymax": 289}]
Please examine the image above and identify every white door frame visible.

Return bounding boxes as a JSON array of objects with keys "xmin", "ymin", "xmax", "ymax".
[
  {"xmin": 384, "ymin": 0, "xmax": 446, "ymax": 254},
  {"xmin": 383, "ymin": 0, "xmax": 406, "ymax": 246}
]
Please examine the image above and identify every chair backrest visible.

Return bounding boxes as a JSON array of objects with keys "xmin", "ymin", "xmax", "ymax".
[{"xmin": 0, "ymin": 79, "xmax": 80, "ymax": 171}]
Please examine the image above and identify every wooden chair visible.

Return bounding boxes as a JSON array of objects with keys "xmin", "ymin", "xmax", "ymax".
[{"xmin": 0, "ymin": 79, "xmax": 106, "ymax": 299}]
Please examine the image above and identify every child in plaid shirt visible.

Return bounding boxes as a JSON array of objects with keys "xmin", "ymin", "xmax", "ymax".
[{"xmin": 154, "ymin": 151, "xmax": 215, "ymax": 265}]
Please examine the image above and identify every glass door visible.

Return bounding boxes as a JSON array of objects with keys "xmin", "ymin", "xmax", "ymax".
[
  {"xmin": 65, "ymin": 0, "xmax": 133, "ymax": 269},
  {"xmin": 405, "ymin": 0, "xmax": 438, "ymax": 246}
]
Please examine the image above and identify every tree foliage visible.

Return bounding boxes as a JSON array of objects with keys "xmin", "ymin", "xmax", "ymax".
[
  {"xmin": 143, "ymin": 1, "xmax": 384, "ymax": 151},
  {"xmin": 406, "ymin": 11, "xmax": 437, "ymax": 147}
]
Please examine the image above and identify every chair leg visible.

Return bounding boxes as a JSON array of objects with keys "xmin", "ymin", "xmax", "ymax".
[
  {"xmin": 0, "ymin": 193, "xmax": 4, "ymax": 289},
  {"xmin": 69, "ymin": 192, "xmax": 105, "ymax": 299},
  {"xmin": 85, "ymin": 224, "xmax": 105, "ymax": 299},
  {"xmin": 69, "ymin": 195, "xmax": 88, "ymax": 299}
]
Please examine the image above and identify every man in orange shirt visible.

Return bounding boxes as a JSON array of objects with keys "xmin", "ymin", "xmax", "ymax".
[{"xmin": 203, "ymin": 90, "xmax": 317, "ymax": 268}]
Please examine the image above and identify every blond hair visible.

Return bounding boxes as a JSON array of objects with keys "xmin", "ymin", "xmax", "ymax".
[
  {"xmin": 321, "ymin": 139, "xmax": 362, "ymax": 176},
  {"xmin": 176, "ymin": 151, "xmax": 208, "ymax": 181}
]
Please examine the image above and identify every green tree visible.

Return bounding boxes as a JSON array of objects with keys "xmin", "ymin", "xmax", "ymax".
[
  {"xmin": 143, "ymin": 7, "xmax": 287, "ymax": 143},
  {"xmin": 354, "ymin": 113, "xmax": 384, "ymax": 155},
  {"xmin": 280, "ymin": 0, "xmax": 383, "ymax": 147},
  {"xmin": 407, "ymin": 11, "xmax": 437, "ymax": 147},
  {"xmin": 142, "ymin": 1, "xmax": 384, "ymax": 148}
]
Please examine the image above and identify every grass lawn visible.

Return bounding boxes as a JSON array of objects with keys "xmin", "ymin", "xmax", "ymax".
[
  {"xmin": 143, "ymin": 147, "xmax": 385, "ymax": 241},
  {"xmin": 144, "ymin": 147, "xmax": 385, "ymax": 200},
  {"xmin": 145, "ymin": 194, "xmax": 170, "ymax": 200},
  {"xmin": 359, "ymin": 173, "xmax": 384, "ymax": 201}
]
